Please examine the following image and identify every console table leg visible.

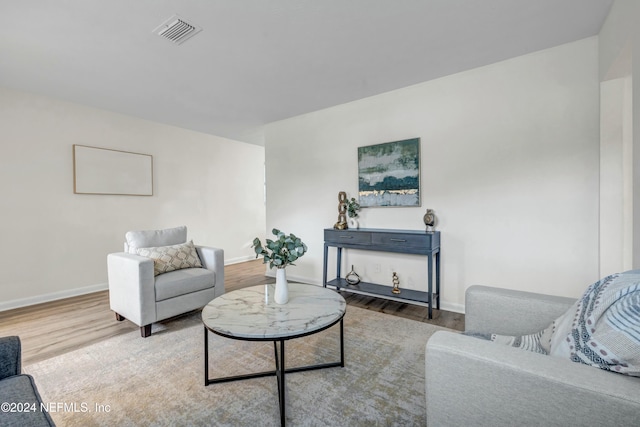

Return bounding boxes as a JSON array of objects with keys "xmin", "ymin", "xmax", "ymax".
[
  {"xmin": 336, "ymin": 247, "xmax": 343, "ymax": 289},
  {"xmin": 323, "ymin": 244, "xmax": 329, "ymax": 287},
  {"xmin": 435, "ymin": 250, "xmax": 441, "ymax": 310},
  {"xmin": 427, "ymin": 253, "xmax": 433, "ymax": 319}
]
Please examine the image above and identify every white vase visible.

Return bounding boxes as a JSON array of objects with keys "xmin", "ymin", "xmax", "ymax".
[
  {"xmin": 348, "ymin": 217, "xmax": 359, "ymax": 229},
  {"xmin": 274, "ymin": 268, "xmax": 289, "ymax": 304}
]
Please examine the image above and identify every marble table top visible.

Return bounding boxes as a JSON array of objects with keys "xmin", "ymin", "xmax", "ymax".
[{"xmin": 202, "ymin": 283, "xmax": 346, "ymax": 340}]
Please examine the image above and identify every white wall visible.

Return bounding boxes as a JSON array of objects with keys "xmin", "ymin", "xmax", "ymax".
[
  {"xmin": 600, "ymin": 77, "xmax": 633, "ymax": 276},
  {"xmin": 0, "ymin": 86, "xmax": 266, "ymax": 310},
  {"xmin": 599, "ymin": 0, "xmax": 640, "ymax": 269},
  {"xmin": 264, "ymin": 37, "xmax": 600, "ymax": 311}
]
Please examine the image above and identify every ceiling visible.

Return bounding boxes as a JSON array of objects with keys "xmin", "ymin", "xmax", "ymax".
[{"xmin": 0, "ymin": 0, "xmax": 613, "ymax": 146}]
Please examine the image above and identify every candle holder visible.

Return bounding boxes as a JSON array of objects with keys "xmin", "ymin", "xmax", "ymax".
[{"xmin": 345, "ymin": 265, "xmax": 361, "ymax": 285}]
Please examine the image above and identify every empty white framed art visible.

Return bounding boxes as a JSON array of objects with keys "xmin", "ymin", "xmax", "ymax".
[{"xmin": 73, "ymin": 145, "xmax": 153, "ymax": 196}]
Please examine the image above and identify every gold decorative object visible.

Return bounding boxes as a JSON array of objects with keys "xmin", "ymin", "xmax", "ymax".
[
  {"xmin": 345, "ymin": 265, "xmax": 361, "ymax": 285},
  {"xmin": 423, "ymin": 209, "xmax": 436, "ymax": 232},
  {"xmin": 392, "ymin": 272, "xmax": 401, "ymax": 294},
  {"xmin": 334, "ymin": 191, "xmax": 348, "ymax": 229}
]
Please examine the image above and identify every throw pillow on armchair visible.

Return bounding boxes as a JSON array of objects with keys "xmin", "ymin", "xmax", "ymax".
[{"xmin": 481, "ymin": 271, "xmax": 640, "ymax": 377}]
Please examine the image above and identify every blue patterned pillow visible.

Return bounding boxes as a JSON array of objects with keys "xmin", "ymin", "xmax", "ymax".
[
  {"xmin": 489, "ymin": 271, "xmax": 640, "ymax": 376},
  {"xmin": 545, "ymin": 272, "xmax": 640, "ymax": 376}
]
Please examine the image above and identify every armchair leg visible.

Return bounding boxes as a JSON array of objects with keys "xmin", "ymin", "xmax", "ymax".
[
  {"xmin": 115, "ymin": 313, "xmax": 125, "ymax": 321},
  {"xmin": 141, "ymin": 325, "xmax": 152, "ymax": 338}
]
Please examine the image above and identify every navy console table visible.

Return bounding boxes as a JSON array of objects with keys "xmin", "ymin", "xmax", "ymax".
[{"xmin": 323, "ymin": 228, "xmax": 441, "ymax": 319}]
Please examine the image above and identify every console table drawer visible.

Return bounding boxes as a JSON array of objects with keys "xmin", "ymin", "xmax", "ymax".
[
  {"xmin": 324, "ymin": 230, "xmax": 370, "ymax": 245},
  {"xmin": 371, "ymin": 232, "xmax": 430, "ymax": 248}
]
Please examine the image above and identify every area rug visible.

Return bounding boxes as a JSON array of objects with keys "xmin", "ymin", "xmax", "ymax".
[{"xmin": 25, "ymin": 306, "xmax": 453, "ymax": 426}]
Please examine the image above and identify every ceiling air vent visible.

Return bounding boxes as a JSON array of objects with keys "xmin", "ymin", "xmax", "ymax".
[{"xmin": 153, "ymin": 15, "xmax": 202, "ymax": 45}]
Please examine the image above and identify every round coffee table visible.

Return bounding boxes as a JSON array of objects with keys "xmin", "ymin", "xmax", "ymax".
[{"xmin": 202, "ymin": 283, "xmax": 346, "ymax": 426}]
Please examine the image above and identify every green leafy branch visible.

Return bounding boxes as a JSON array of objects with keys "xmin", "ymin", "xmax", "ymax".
[
  {"xmin": 346, "ymin": 197, "xmax": 360, "ymax": 218},
  {"xmin": 252, "ymin": 228, "xmax": 308, "ymax": 269}
]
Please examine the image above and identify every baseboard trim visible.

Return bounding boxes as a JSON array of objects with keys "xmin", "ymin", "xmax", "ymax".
[
  {"xmin": 0, "ymin": 283, "xmax": 109, "ymax": 313},
  {"xmin": 264, "ymin": 270, "xmax": 319, "ymax": 285},
  {"xmin": 2, "ymin": 257, "xmax": 259, "ymax": 313},
  {"xmin": 439, "ymin": 301, "xmax": 465, "ymax": 314},
  {"xmin": 225, "ymin": 255, "xmax": 255, "ymax": 265}
]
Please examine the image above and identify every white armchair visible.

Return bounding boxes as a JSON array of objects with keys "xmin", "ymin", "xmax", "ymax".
[{"xmin": 107, "ymin": 226, "xmax": 224, "ymax": 337}]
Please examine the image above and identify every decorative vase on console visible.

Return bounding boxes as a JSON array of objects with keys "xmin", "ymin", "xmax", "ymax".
[
  {"xmin": 423, "ymin": 209, "xmax": 436, "ymax": 232},
  {"xmin": 252, "ymin": 228, "xmax": 308, "ymax": 304},
  {"xmin": 346, "ymin": 197, "xmax": 361, "ymax": 229}
]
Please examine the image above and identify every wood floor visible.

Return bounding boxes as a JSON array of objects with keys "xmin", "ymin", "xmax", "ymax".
[{"xmin": 0, "ymin": 259, "xmax": 463, "ymax": 366}]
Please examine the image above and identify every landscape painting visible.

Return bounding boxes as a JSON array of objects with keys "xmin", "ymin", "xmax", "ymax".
[{"xmin": 358, "ymin": 138, "xmax": 420, "ymax": 207}]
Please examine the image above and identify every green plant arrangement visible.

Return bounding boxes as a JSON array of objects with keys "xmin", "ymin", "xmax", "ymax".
[
  {"xmin": 346, "ymin": 197, "xmax": 361, "ymax": 218},
  {"xmin": 252, "ymin": 228, "xmax": 308, "ymax": 269}
]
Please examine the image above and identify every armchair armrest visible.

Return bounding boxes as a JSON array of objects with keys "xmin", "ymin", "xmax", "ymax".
[
  {"xmin": 196, "ymin": 246, "xmax": 225, "ymax": 297},
  {"xmin": 0, "ymin": 336, "xmax": 21, "ymax": 380},
  {"xmin": 426, "ymin": 331, "xmax": 640, "ymax": 427},
  {"xmin": 465, "ymin": 285, "xmax": 575, "ymax": 336},
  {"xmin": 107, "ymin": 252, "xmax": 156, "ymax": 327}
]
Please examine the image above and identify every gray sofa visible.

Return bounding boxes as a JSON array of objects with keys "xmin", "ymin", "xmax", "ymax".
[
  {"xmin": 108, "ymin": 226, "xmax": 225, "ymax": 337},
  {"xmin": 0, "ymin": 336, "xmax": 55, "ymax": 426},
  {"xmin": 425, "ymin": 285, "xmax": 640, "ymax": 426}
]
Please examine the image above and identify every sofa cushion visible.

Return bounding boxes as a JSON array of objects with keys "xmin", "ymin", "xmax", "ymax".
[
  {"xmin": 125, "ymin": 226, "xmax": 187, "ymax": 253},
  {"xmin": 135, "ymin": 241, "xmax": 202, "ymax": 276},
  {"xmin": 154, "ymin": 268, "xmax": 215, "ymax": 302},
  {"xmin": 0, "ymin": 375, "xmax": 55, "ymax": 426}
]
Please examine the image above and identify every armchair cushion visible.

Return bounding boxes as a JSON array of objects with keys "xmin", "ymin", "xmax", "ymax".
[
  {"xmin": 155, "ymin": 268, "xmax": 215, "ymax": 302},
  {"xmin": 125, "ymin": 225, "xmax": 187, "ymax": 253},
  {"xmin": 135, "ymin": 240, "xmax": 202, "ymax": 276}
]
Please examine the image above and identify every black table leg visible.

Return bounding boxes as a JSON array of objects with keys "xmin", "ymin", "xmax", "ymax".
[
  {"xmin": 204, "ymin": 326, "xmax": 209, "ymax": 386},
  {"xmin": 340, "ymin": 319, "xmax": 344, "ymax": 367},
  {"xmin": 279, "ymin": 340, "xmax": 286, "ymax": 426},
  {"xmin": 204, "ymin": 319, "xmax": 344, "ymax": 426},
  {"xmin": 273, "ymin": 341, "xmax": 281, "ymax": 400}
]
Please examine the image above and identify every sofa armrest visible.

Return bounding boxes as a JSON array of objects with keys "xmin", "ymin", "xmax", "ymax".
[
  {"xmin": 425, "ymin": 331, "xmax": 640, "ymax": 427},
  {"xmin": 107, "ymin": 252, "xmax": 156, "ymax": 327},
  {"xmin": 196, "ymin": 246, "xmax": 225, "ymax": 298},
  {"xmin": 465, "ymin": 285, "xmax": 575, "ymax": 335},
  {"xmin": 0, "ymin": 336, "xmax": 21, "ymax": 380}
]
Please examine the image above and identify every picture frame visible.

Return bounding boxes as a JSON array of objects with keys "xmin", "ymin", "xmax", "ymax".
[
  {"xmin": 73, "ymin": 144, "xmax": 153, "ymax": 196},
  {"xmin": 357, "ymin": 138, "xmax": 420, "ymax": 207}
]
